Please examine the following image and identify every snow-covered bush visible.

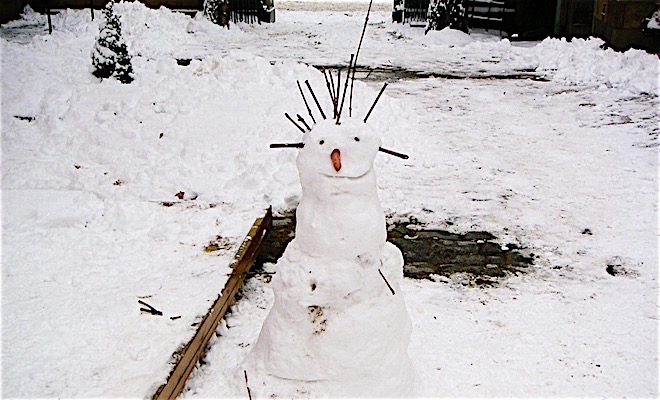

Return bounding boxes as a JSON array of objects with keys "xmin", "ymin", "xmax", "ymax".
[
  {"xmin": 426, "ymin": 0, "xmax": 468, "ymax": 34},
  {"xmin": 203, "ymin": 0, "xmax": 229, "ymax": 26},
  {"xmin": 91, "ymin": 1, "xmax": 134, "ymax": 84}
]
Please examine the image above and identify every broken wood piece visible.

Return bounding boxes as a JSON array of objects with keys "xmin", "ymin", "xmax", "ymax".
[{"xmin": 152, "ymin": 207, "xmax": 272, "ymax": 400}]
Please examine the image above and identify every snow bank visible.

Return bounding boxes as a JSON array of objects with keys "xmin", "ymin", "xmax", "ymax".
[
  {"xmin": 424, "ymin": 27, "xmax": 474, "ymax": 47},
  {"xmin": 535, "ymin": 37, "xmax": 659, "ymax": 94},
  {"xmin": 3, "ymin": 3, "xmax": 659, "ymax": 96}
]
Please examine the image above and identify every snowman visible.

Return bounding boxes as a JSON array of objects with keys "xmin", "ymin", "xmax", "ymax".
[{"xmin": 240, "ymin": 116, "xmax": 416, "ymax": 397}]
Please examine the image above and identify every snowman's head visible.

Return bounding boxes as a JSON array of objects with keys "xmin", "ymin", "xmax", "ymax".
[
  {"xmin": 270, "ymin": 75, "xmax": 407, "ymax": 197},
  {"xmin": 296, "ymin": 119, "xmax": 381, "ymax": 197},
  {"xmin": 298, "ymin": 119, "xmax": 380, "ymax": 178}
]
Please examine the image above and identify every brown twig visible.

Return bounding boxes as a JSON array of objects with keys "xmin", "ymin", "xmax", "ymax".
[
  {"xmin": 285, "ymin": 112, "xmax": 306, "ymax": 133},
  {"xmin": 322, "ymin": 69, "xmax": 336, "ymax": 113},
  {"xmin": 350, "ymin": 0, "xmax": 375, "ymax": 117},
  {"xmin": 378, "ymin": 269, "xmax": 396, "ymax": 295},
  {"xmin": 244, "ymin": 370, "xmax": 252, "ymax": 400},
  {"xmin": 329, "ymin": 70, "xmax": 338, "ymax": 118},
  {"xmin": 336, "ymin": 69, "xmax": 342, "ymax": 118},
  {"xmin": 246, "ymin": 271, "xmax": 276, "ymax": 276},
  {"xmin": 297, "ymin": 114, "xmax": 311, "ymax": 131},
  {"xmin": 138, "ymin": 300, "xmax": 163, "ymax": 316},
  {"xmin": 270, "ymin": 142, "xmax": 304, "ymax": 148},
  {"xmin": 297, "ymin": 80, "xmax": 316, "ymax": 124},
  {"xmin": 336, "ymin": 54, "xmax": 354, "ymax": 124},
  {"xmin": 378, "ymin": 146, "xmax": 409, "ymax": 159},
  {"xmin": 305, "ymin": 80, "xmax": 326, "ymax": 120},
  {"xmin": 364, "ymin": 82, "xmax": 388, "ymax": 123}
]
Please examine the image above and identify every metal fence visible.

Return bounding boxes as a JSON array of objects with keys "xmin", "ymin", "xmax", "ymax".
[
  {"xmin": 402, "ymin": 0, "xmax": 429, "ymax": 24},
  {"xmin": 400, "ymin": 0, "xmax": 516, "ymax": 32},
  {"xmin": 228, "ymin": 0, "xmax": 263, "ymax": 23}
]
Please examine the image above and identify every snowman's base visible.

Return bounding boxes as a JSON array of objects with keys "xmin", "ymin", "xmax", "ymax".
[
  {"xmin": 241, "ymin": 238, "xmax": 416, "ymax": 398},
  {"xmin": 242, "ymin": 364, "xmax": 416, "ymax": 398}
]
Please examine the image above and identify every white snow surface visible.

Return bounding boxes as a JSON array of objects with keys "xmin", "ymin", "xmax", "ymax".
[{"xmin": 1, "ymin": 1, "xmax": 658, "ymax": 398}]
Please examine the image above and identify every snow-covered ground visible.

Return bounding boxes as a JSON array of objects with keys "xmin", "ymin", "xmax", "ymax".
[{"xmin": 2, "ymin": 1, "xmax": 658, "ymax": 397}]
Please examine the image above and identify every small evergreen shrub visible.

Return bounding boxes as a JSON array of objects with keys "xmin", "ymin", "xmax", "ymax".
[
  {"xmin": 91, "ymin": 1, "xmax": 134, "ymax": 84},
  {"xmin": 426, "ymin": 0, "xmax": 469, "ymax": 34}
]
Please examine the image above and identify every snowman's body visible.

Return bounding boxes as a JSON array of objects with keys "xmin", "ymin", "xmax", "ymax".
[{"xmin": 242, "ymin": 119, "xmax": 415, "ymax": 397}]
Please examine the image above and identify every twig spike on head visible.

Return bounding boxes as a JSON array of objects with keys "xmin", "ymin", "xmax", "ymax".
[
  {"xmin": 336, "ymin": 54, "xmax": 354, "ymax": 125},
  {"xmin": 305, "ymin": 80, "xmax": 326, "ymax": 120},
  {"xmin": 350, "ymin": 0, "xmax": 374, "ymax": 118},
  {"xmin": 297, "ymin": 80, "xmax": 316, "ymax": 124},
  {"xmin": 363, "ymin": 81, "xmax": 388, "ymax": 124},
  {"xmin": 328, "ymin": 71, "xmax": 338, "ymax": 118},
  {"xmin": 285, "ymin": 112, "xmax": 306, "ymax": 133},
  {"xmin": 322, "ymin": 69, "xmax": 335, "ymax": 112},
  {"xmin": 297, "ymin": 114, "xmax": 311, "ymax": 131}
]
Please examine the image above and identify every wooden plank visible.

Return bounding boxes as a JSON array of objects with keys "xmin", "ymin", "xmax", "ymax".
[{"xmin": 152, "ymin": 206, "xmax": 273, "ymax": 400}]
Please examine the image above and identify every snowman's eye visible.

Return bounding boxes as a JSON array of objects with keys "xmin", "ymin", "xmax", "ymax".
[
  {"xmin": 319, "ymin": 140, "xmax": 325, "ymax": 145},
  {"xmin": 354, "ymin": 137, "xmax": 360, "ymax": 142}
]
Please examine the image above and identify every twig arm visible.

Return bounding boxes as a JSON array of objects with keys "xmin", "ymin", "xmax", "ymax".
[
  {"xmin": 270, "ymin": 142, "xmax": 305, "ymax": 148},
  {"xmin": 378, "ymin": 146, "xmax": 408, "ymax": 159}
]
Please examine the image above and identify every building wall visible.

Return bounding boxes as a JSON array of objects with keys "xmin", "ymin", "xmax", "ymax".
[
  {"xmin": 1, "ymin": 0, "xmax": 29, "ymax": 24},
  {"xmin": 593, "ymin": 0, "xmax": 660, "ymax": 50},
  {"xmin": 512, "ymin": 0, "xmax": 557, "ymax": 39}
]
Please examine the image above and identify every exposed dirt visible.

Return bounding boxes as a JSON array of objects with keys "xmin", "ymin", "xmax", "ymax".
[
  {"xmin": 255, "ymin": 210, "xmax": 534, "ymax": 285},
  {"xmin": 313, "ymin": 65, "xmax": 548, "ymax": 82}
]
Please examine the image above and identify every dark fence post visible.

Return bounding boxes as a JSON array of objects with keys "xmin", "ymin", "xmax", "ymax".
[
  {"xmin": 90, "ymin": 0, "xmax": 94, "ymax": 20},
  {"xmin": 45, "ymin": 0, "xmax": 52, "ymax": 34}
]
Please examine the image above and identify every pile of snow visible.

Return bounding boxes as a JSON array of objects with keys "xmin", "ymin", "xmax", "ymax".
[
  {"xmin": 535, "ymin": 37, "xmax": 659, "ymax": 94},
  {"xmin": 424, "ymin": 27, "xmax": 474, "ymax": 47}
]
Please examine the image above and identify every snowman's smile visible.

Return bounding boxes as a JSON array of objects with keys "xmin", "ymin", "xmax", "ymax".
[{"xmin": 322, "ymin": 170, "xmax": 369, "ymax": 180}]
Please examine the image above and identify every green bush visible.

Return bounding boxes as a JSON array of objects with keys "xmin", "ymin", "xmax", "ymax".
[{"xmin": 91, "ymin": 1, "xmax": 134, "ymax": 84}]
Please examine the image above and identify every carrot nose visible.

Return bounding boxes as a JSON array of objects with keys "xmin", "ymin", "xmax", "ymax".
[{"xmin": 331, "ymin": 149, "xmax": 341, "ymax": 172}]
